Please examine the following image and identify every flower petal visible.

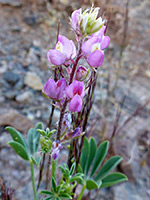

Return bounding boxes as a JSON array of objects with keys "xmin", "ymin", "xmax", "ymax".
[
  {"xmin": 58, "ymin": 35, "xmax": 75, "ymax": 59},
  {"xmin": 43, "ymin": 79, "xmax": 57, "ymax": 99},
  {"xmin": 69, "ymin": 95, "xmax": 82, "ymax": 112},
  {"xmin": 100, "ymin": 36, "xmax": 110, "ymax": 50},
  {"xmin": 47, "ymin": 49, "xmax": 66, "ymax": 65},
  {"xmin": 81, "ymin": 36, "xmax": 98, "ymax": 56},
  {"xmin": 87, "ymin": 50, "xmax": 104, "ymax": 67}
]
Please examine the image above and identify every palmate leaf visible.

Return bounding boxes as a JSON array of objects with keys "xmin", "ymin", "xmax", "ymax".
[
  {"xmin": 28, "ymin": 122, "xmax": 43, "ymax": 155},
  {"xmin": 86, "ymin": 179, "xmax": 101, "ymax": 190},
  {"xmin": 79, "ymin": 137, "xmax": 127, "ymax": 191},
  {"xmin": 8, "ymin": 141, "xmax": 30, "ymax": 161},
  {"xmin": 59, "ymin": 193, "xmax": 72, "ymax": 199},
  {"xmin": 90, "ymin": 140, "xmax": 109, "ymax": 177},
  {"xmin": 86, "ymin": 137, "xmax": 97, "ymax": 175},
  {"xmin": 80, "ymin": 137, "xmax": 89, "ymax": 173},
  {"xmin": 6, "ymin": 126, "xmax": 28, "ymax": 149},
  {"xmin": 100, "ymin": 172, "xmax": 128, "ymax": 188},
  {"xmin": 95, "ymin": 156, "xmax": 123, "ymax": 181}
]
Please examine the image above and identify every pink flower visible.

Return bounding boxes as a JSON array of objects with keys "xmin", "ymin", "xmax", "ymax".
[
  {"xmin": 43, "ymin": 78, "xmax": 67, "ymax": 100},
  {"xmin": 65, "ymin": 80, "xmax": 85, "ymax": 112},
  {"xmin": 47, "ymin": 35, "xmax": 76, "ymax": 66},
  {"xmin": 70, "ymin": 9, "xmax": 82, "ymax": 36},
  {"xmin": 81, "ymin": 26, "xmax": 110, "ymax": 68},
  {"xmin": 75, "ymin": 65, "xmax": 88, "ymax": 81}
]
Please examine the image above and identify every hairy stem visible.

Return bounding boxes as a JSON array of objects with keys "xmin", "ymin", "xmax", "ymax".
[
  {"xmin": 77, "ymin": 184, "xmax": 86, "ymax": 200},
  {"xmin": 45, "ymin": 154, "xmax": 51, "ymax": 189},
  {"xmin": 30, "ymin": 160, "xmax": 38, "ymax": 200},
  {"xmin": 52, "ymin": 159, "xmax": 57, "ymax": 180}
]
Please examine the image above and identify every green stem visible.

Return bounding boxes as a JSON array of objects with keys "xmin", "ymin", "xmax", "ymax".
[
  {"xmin": 30, "ymin": 160, "xmax": 38, "ymax": 200},
  {"xmin": 52, "ymin": 159, "xmax": 57, "ymax": 180},
  {"xmin": 77, "ymin": 184, "xmax": 86, "ymax": 200}
]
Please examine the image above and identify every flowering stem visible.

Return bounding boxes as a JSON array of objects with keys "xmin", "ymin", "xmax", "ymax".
[
  {"xmin": 30, "ymin": 160, "xmax": 38, "ymax": 200},
  {"xmin": 56, "ymin": 43, "xmax": 82, "ymax": 141},
  {"xmin": 77, "ymin": 184, "xmax": 86, "ymax": 200}
]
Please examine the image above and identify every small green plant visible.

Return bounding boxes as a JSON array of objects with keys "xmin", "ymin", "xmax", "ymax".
[
  {"xmin": 6, "ymin": 123, "xmax": 43, "ymax": 200},
  {"xmin": 77, "ymin": 137, "xmax": 128, "ymax": 199}
]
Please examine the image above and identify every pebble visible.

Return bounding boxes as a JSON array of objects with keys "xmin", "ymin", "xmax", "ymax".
[
  {"xmin": 3, "ymin": 72, "xmax": 20, "ymax": 85},
  {"xmin": 24, "ymin": 72, "xmax": 43, "ymax": 90},
  {"xmin": 5, "ymin": 90, "xmax": 18, "ymax": 99},
  {"xmin": 16, "ymin": 91, "xmax": 34, "ymax": 103},
  {"xmin": 0, "ymin": 0, "xmax": 22, "ymax": 8}
]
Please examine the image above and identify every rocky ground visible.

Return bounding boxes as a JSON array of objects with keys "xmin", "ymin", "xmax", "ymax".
[{"xmin": 0, "ymin": 0, "xmax": 150, "ymax": 199}]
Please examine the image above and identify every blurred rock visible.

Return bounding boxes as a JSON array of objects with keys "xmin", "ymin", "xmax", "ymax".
[
  {"xmin": 0, "ymin": 0, "xmax": 22, "ymax": 7},
  {"xmin": 3, "ymin": 72, "xmax": 19, "ymax": 85},
  {"xmin": 16, "ymin": 91, "xmax": 34, "ymax": 103},
  {"xmin": 5, "ymin": 90, "xmax": 18, "ymax": 99},
  {"xmin": 24, "ymin": 72, "xmax": 43, "ymax": 90},
  {"xmin": 0, "ymin": 109, "xmax": 33, "ymax": 133}
]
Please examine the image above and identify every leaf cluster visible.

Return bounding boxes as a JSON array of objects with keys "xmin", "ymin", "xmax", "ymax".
[
  {"xmin": 79, "ymin": 137, "xmax": 128, "ymax": 190},
  {"xmin": 40, "ymin": 162, "xmax": 84, "ymax": 200},
  {"xmin": 6, "ymin": 123, "xmax": 43, "ymax": 166}
]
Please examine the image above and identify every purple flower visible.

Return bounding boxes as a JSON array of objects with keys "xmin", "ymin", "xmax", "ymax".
[
  {"xmin": 75, "ymin": 65, "xmax": 88, "ymax": 81},
  {"xmin": 81, "ymin": 26, "xmax": 110, "ymax": 68},
  {"xmin": 43, "ymin": 78, "xmax": 67, "ymax": 100},
  {"xmin": 71, "ymin": 127, "xmax": 81, "ymax": 138},
  {"xmin": 51, "ymin": 141, "xmax": 62, "ymax": 160},
  {"xmin": 47, "ymin": 35, "xmax": 76, "ymax": 66},
  {"xmin": 70, "ymin": 9, "xmax": 82, "ymax": 36},
  {"xmin": 65, "ymin": 80, "xmax": 85, "ymax": 112},
  {"xmin": 62, "ymin": 127, "xmax": 81, "ymax": 141}
]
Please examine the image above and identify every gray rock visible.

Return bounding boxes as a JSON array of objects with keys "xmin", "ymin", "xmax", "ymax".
[
  {"xmin": 16, "ymin": 91, "xmax": 34, "ymax": 103},
  {"xmin": 3, "ymin": 72, "xmax": 19, "ymax": 85},
  {"xmin": 5, "ymin": 90, "xmax": 18, "ymax": 99},
  {"xmin": 24, "ymin": 72, "xmax": 43, "ymax": 90},
  {"xmin": 0, "ymin": 0, "xmax": 22, "ymax": 7}
]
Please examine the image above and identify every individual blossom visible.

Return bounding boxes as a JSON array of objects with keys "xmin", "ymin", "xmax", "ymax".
[
  {"xmin": 51, "ymin": 140, "xmax": 62, "ymax": 160},
  {"xmin": 70, "ymin": 8, "xmax": 82, "ymax": 38},
  {"xmin": 70, "ymin": 5, "xmax": 105, "ymax": 37},
  {"xmin": 43, "ymin": 78, "xmax": 67, "ymax": 101},
  {"xmin": 75, "ymin": 65, "xmax": 88, "ymax": 81},
  {"xmin": 61, "ymin": 127, "xmax": 82, "ymax": 142},
  {"xmin": 65, "ymin": 80, "xmax": 85, "ymax": 112},
  {"xmin": 47, "ymin": 35, "xmax": 76, "ymax": 66},
  {"xmin": 81, "ymin": 26, "xmax": 110, "ymax": 68}
]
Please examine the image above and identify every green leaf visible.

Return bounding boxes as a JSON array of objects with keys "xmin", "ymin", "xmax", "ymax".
[
  {"xmin": 70, "ymin": 175, "xmax": 83, "ymax": 183},
  {"xmin": 6, "ymin": 126, "xmax": 27, "ymax": 149},
  {"xmin": 59, "ymin": 193, "xmax": 72, "ymax": 199},
  {"xmin": 8, "ymin": 141, "xmax": 30, "ymax": 161},
  {"xmin": 77, "ymin": 164, "xmax": 83, "ymax": 173},
  {"xmin": 86, "ymin": 179, "xmax": 99, "ymax": 190},
  {"xmin": 95, "ymin": 156, "xmax": 123, "ymax": 181},
  {"xmin": 45, "ymin": 197, "xmax": 53, "ymax": 200},
  {"xmin": 90, "ymin": 141, "xmax": 109, "ymax": 177},
  {"xmin": 100, "ymin": 172, "xmax": 128, "ymax": 188},
  {"xmin": 34, "ymin": 122, "xmax": 43, "ymax": 152},
  {"xmin": 51, "ymin": 177, "xmax": 57, "ymax": 192},
  {"xmin": 31, "ymin": 156, "xmax": 41, "ymax": 166},
  {"xmin": 28, "ymin": 128, "xmax": 35, "ymax": 154},
  {"xmin": 80, "ymin": 137, "xmax": 89, "ymax": 173},
  {"xmin": 70, "ymin": 162, "xmax": 76, "ymax": 176},
  {"xmin": 39, "ymin": 190, "xmax": 53, "ymax": 196},
  {"xmin": 86, "ymin": 137, "xmax": 97, "ymax": 176}
]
